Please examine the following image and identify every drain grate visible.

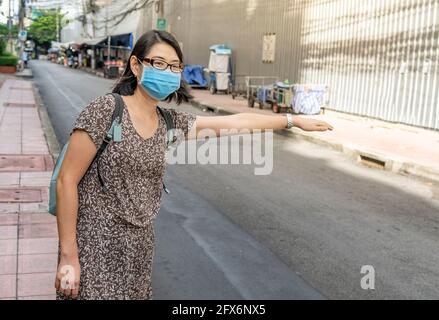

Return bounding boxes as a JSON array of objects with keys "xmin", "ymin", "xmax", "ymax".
[
  {"xmin": 4, "ymin": 102, "xmax": 35, "ymax": 108},
  {"xmin": 359, "ymin": 154, "xmax": 386, "ymax": 169},
  {"xmin": 10, "ymin": 87, "xmax": 33, "ymax": 91},
  {"xmin": 0, "ymin": 155, "xmax": 52, "ymax": 171},
  {"xmin": 0, "ymin": 188, "xmax": 42, "ymax": 203}
]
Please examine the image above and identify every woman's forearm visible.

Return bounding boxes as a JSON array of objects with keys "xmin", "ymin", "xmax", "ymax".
[
  {"xmin": 231, "ymin": 113, "xmax": 289, "ymax": 131},
  {"xmin": 56, "ymin": 178, "xmax": 79, "ymax": 257},
  {"xmin": 194, "ymin": 113, "xmax": 289, "ymax": 137}
]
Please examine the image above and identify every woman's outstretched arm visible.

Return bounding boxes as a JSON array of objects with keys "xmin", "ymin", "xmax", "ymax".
[{"xmin": 188, "ymin": 113, "xmax": 333, "ymax": 139}]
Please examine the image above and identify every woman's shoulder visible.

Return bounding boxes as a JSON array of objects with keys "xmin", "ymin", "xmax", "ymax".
[
  {"xmin": 75, "ymin": 94, "xmax": 118, "ymax": 125},
  {"xmin": 72, "ymin": 94, "xmax": 118, "ymax": 147},
  {"xmin": 87, "ymin": 94, "xmax": 116, "ymax": 111},
  {"xmin": 78, "ymin": 94, "xmax": 116, "ymax": 118}
]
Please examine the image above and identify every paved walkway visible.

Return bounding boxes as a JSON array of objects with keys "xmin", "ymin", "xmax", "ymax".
[
  {"xmin": 191, "ymin": 89, "xmax": 439, "ymax": 184},
  {"xmin": 0, "ymin": 77, "xmax": 57, "ymax": 300}
]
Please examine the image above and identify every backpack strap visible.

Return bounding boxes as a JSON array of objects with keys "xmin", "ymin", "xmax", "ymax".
[
  {"xmin": 157, "ymin": 106, "xmax": 176, "ymax": 148},
  {"xmin": 156, "ymin": 106, "xmax": 176, "ymax": 194},
  {"xmin": 94, "ymin": 93, "xmax": 124, "ymax": 192}
]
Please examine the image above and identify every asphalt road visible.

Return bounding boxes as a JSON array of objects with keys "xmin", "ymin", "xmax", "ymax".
[{"xmin": 32, "ymin": 59, "xmax": 439, "ymax": 299}]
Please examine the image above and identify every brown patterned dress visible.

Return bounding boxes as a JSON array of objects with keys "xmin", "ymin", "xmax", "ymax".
[{"xmin": 56, "ymin": 94, "xmax": 196, "ymax": 300}]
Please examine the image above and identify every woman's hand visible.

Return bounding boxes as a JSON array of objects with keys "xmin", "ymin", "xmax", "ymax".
[
  {"xmin": 55, "ymin": 253, "xmax": 81, "ymax": 299},
  {"xmin": 294, "ymin": 117, "xmax": 333, "ymax": 132}
]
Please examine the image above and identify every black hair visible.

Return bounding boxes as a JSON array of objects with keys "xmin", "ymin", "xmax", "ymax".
[{"xmin": 112, "ymin": 30, "xmax": 192, "ymax": 104}]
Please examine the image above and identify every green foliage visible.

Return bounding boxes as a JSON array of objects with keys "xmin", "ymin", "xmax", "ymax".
[
  {"xmin": 0, "ymin": 53, "xmax": 19, "ymax": 66},
  {"xmin": 28, "ymin": 9, "xmax": 66, "ymax": 48},
  {"xmin": 0, "ymin": 23, "xmax": 19, "ymax": 37},
  {"xmin": 0, "ymin": 40, "xmax": 6, "ymax": 56}
]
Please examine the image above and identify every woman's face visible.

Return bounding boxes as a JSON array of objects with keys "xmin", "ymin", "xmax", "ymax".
[{"xmin": 131, "ymin": 43, "xmax": 181, "ymax": 80}]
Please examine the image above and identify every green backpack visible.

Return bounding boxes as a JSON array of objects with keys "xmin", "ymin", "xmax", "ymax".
[{"xmin": 48, "ymin": 93, "xmax": 176, "ymax": 215}]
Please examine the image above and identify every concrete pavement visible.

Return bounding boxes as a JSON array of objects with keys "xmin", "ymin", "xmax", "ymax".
[
  {"xmin": 0, "ymin": 76, "xmax": 57, "ymax": 300},
  {"xmin": 190, "ymin": 89, "xmax": 439, "ymax": 184}
]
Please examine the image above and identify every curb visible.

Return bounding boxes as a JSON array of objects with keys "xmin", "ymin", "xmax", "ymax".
[
  {"xmin": 32, "ymin": 84, "xmax": 61, "ymax": 161},
  {"xmin": 190, "ymin": 99, "xmax": 234, "ymax": 116},
  {"xmin": 15, "ymin": 69, "xmax": 33, "ymax": 79},
  {"xmin": 190, "ymin": 99, "xmax": 439, "ymax": 185}
]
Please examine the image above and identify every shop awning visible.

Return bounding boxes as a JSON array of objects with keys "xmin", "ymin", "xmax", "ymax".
[{"xmin": 81, "ymin": 37, "xmax": 107, "ymax": 46}]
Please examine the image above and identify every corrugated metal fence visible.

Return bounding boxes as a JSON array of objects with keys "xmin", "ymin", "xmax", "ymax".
[{"xmin": 162, "ymin": 0, "xmax": 439, "ymax": 130}]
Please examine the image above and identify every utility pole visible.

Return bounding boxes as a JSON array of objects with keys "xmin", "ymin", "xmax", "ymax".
[
  {"xmin": 8, "ymin": 0, "xmax": 12, "ymax": 52},
  {"xmin": 105, "ymin": 1, "xmax": 111, "ymax": 64},
  {"xmin": 18, "ymin": 0, "xmax": 25, "ymax": 60},
  {"xmin": 18, "ymin": 0, "xmax": 24, "ymax": 31},
  {"xmin": 159, "ymin": 0, "xmax": 164, "ymax": 18},
  {"xmin": 56, "ymin": 3, "xmax": 60, "ymax": 42}
]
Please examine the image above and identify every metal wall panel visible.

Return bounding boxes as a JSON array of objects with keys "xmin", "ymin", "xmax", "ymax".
[{"xmin": 162, "ymin": 0, "xmax": 439, "ymax": 130}]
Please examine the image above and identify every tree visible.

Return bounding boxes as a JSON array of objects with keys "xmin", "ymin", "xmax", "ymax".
[
  {"xmin": 0, "ymin": 23, "xmax": 19, "ymax": 55},
  {"xmin": 28, "ymin": 9, "xmax": 66, "ymax": 49},
  {"xmin": 0, "ymin": 23, "xmax": 19, "ymax": 38}
]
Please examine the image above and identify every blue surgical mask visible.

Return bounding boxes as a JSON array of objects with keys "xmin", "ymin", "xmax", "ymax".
[{"xmin": 138, "ymin": 62, "xmax": 181, "ymax": 101}]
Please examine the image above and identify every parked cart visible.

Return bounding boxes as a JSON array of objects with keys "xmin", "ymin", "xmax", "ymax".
[
  {"xmin": 246, "ymin": 76, "xmax": 279, "ymax": 109},
  {"xmin": 231, "ymin": 75, "xmax": 248, "ymax": 99},
  {"xmin": 271, "ymin": 81, "xmax": 294, "ymax": 113}
]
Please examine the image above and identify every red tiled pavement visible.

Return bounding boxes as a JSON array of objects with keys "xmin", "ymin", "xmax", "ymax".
[
  {"xmin": 0, "ymin": 225, "xmax": 17, "ymax": 239},
  {"xmin": 0, "ymin": 173, "xmax": 19, "ymax": 186},
  {"xmin": 19, "ymin": 223, "xmax": 58, "ymax": 239},
  {"xmin": 17, "ymin": 295, "xmax": 56, "ymax": 300},
  {"xmin": 0, "ymin": 239, "xmax": 17, "ymax": 256},
  {"xmin": 0, "ymin": 203, "xmax": 19, "ymax": 213},
  {"xmin": 0, "ymin": 274, "xmax": 16, "ymax": 299},
  {"xmin": 0, "ymin": 213, "xmax": 18, "ymax": 225},
  {"xmin": 18, "ymin": 238, "xmax": 58, "ymax": 255},
  {"xmin": 0, "ymin": 155, "xmax": 52, "ymax": 172},
  {"xmin": 0, "ymin": 255, "xmax": 16, "ymax": 275},
  {"xmin": 20, "ymin": 172, "xmax": 52, "ymax": 187},
  {"xmin": 17, "ymin": 273, "xmax": 54, "ymax": 297},
  {"xmin": 18, "ymin": 253, "xmax": 57, "ymax": 274},
  {"xmin": 19, "ymin": 212, "xmax": 56, "ymax": 225},
  {"xmin": 19, "ymin": 202, "xmax": 49, "ymax": 213},
  {"xmin": 0, "ymin": 188, "xmax": 42, "ymax": 203},
  {"xmin": 0, "ymin": 77, "xmax": 58, "ymax": 300}
]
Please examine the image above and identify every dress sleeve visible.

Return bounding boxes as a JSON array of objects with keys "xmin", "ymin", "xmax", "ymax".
[
  {"xmin": 70, "ymin": 95, "xmax": 116, "ymax": 148},
  {"xmin": 166, "ymin": 108, "xmax": 197, "ymax": 141}
]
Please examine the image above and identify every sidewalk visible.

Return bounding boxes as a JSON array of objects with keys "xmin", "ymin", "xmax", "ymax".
[
  {"xmin": 191, "ymin": 89, "xmax": 439, "ymax": 184},
  {"xmin": 0, "ymin": 76, "xmax": 57, "ymax": 300}
]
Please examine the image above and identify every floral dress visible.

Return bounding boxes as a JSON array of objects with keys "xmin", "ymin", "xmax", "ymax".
[{"xmin": 56, "ymin": 94, "xmax": 196, "ymax": 300}]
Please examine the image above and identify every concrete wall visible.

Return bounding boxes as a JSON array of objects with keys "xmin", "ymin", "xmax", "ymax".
[{"xmin": 161, "ymin": 0, "xmax": 439, "ymax": 130}]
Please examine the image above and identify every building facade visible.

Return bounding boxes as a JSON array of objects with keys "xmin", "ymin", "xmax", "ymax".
[{"xmin": 157, "ymin": 0, "xmax": 439, "ymax": 130}]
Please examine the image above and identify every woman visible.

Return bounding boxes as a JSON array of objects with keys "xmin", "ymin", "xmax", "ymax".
[{"xmin": 55, "ymin": 30, "xmax": 333, "ymax": 300}]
